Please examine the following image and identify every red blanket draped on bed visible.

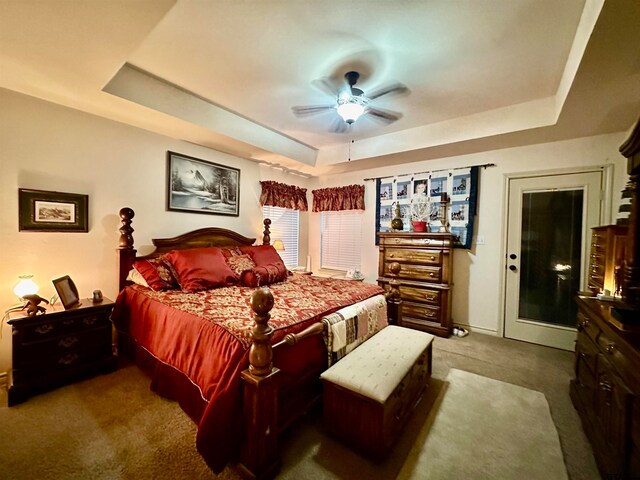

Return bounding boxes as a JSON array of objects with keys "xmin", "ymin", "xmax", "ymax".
[{"xmin": 112, "ymin": 273, "xmax": 384, "ymax": 472}]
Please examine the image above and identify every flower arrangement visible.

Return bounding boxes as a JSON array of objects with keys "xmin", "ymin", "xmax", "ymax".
[{"xmin": 410, "ymin": 194, "xmax": 432, "ymax": 222}]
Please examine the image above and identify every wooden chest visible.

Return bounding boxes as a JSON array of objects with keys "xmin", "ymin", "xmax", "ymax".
[
  {"xmin": 320, "ymin": 326, "xmax": 433, "ymax": 458},
  {"xmin": 8, "ymin": 298, "xmax": 117, "ymax": 405},
  {"xmin": 377, "ymin": 232, "xmax": 453, "ymax": 337}
]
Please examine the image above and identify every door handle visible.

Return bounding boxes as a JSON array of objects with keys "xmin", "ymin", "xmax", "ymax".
[{"xmin": 509, "ymin": 265, "xmax": 517, "ymax": 272}]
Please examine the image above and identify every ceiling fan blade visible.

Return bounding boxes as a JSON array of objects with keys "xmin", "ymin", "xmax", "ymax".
[
  {"xmin": 291, "ymin": 105, "xmax": 336, "ymax": 117},
  {"xmin": 311, "ymin": 77, "xmax": 341, "ymax": 97},
  {"xmin": 367, "ymin": 82, "xmax": 408, "ymax": 100},
  {"xmin": 329, "ymin": 117, "xmax": 350, "ymax": 134},
  {"xmin": 366, "ymin": 107, "xmax": 402, "ymax": 123}
]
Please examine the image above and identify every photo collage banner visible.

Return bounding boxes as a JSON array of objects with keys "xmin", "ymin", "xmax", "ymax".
[{"xmin": 375, "ymin": 166, "xmax": 479, "ymax": 248}]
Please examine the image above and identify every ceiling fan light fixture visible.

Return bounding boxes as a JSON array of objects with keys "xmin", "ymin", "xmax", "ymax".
[{"xmin": 336, "ymin": 101, "xmax": 366, "ymax": 124}]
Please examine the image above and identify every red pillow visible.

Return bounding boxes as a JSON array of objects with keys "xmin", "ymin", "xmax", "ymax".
[
  {"xmin": 239, "ymin": 245, "xmax": 283, "ymax": 267},
  {"xmin": 132, "ymin": 257, "xmax": 179, "ymax": 291},
  {"xmin": 240, "ymin": 262, "xmax": 288, "ymax": 287},
  {"xmin": 164, "ymin": 247, "xmax": 239, "ymax": 292}
]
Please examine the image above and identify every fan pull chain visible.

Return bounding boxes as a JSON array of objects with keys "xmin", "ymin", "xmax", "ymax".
[{"xmin": 348, "ymin": 139, "xmax": 354, "ymax": 161}]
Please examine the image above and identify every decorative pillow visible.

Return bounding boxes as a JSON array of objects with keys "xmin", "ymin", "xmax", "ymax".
[
  {"xmin": 126, "ymin": 268, "xmax": 149, "ymax": 288},
  {"xmin": 226, "ymin": 254, "xmax": 256, "ymax": 276},
  {"xmin": 239, "ymin": 245, "xmax": 283, "ymax": 267},
  {"xmin": 220, "ymin": 247, "xmax": 243, "ymax": 259},
  {"xmin": 164, "ymin": 247, "xmax": 239, "ymax": 292},
  {"xmin": 132, "ymin": 257, "xmax": 180, "ymax": 291},
  {"xmin": 240, "ymin": 261, "xmax": 288, "ymax": 287}
]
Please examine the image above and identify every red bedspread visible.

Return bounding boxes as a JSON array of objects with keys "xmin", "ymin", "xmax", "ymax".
[{"xmin": 112, "ymin": 273, "xmax": 384, "ymax": 472}]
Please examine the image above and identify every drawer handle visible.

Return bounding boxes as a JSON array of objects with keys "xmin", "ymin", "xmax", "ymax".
[
  {"xmin": 389, "ymin": 253, "xmax": 394, "ymax": 258},
  {"xmin": 606, "ymin": 343, "xmax": 615, "ymax": 354},
  {"xmin": 58, "ymin": 353, "xmax": 79, "ymax": 365},
  {"xmin": 394, "ymin": 239, "xmax": 401, "ymax": 244},
  {"xmin": 425, "ymin": 310, "xmax": 436, "ymax": 318},
  {"xmin": 58, "ymin": 336, "xmax": 79, "ymax": 348},
  {"xmin": 83, "ymin": 316, "xmax": 98, "ymax": 325},
  {"xmin": 428, "ymin": 272, "xmax": 435, "ymax": 277},
  {"xmin": 429, "ymin": 256, "xmax": 436, "ymax": 261},
  {"xmin": 35, "ymin": 324, "xmax": 54, "ymax": 335},
  {"xmin": 577, "ymin": 320, "xmax": 589, "ymax": 331}
]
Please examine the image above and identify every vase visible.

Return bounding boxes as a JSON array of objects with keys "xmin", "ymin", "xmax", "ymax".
[{"xmin": 412, "ymin": 221, "xmax": 427, "ymax": 232}]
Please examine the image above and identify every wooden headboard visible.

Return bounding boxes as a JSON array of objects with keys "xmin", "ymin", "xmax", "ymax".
[{"xmin": 116, "ymin": 207, "xmax": 271, "ymax": 292}]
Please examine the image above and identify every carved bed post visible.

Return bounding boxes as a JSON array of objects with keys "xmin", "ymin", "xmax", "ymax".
[
  {"xmin": 117, "ymin": 207, "xmax": 137, "ymax": 292},
  {"xmin": 385, "ymin": 262, "xmax": 402, "ymax": 325},
  {"xmin": 239, "ymin": 287, "xmax": 281, "ymax": 480},
  {"xmin": 262, "ymin": 218, "xmax": 271, "ymax": 245}
]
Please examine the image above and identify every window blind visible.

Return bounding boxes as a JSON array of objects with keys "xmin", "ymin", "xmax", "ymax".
[
  {"xmin": 262, "ymin": 206, "xmax": 299, "ymax": 267},
  {"xmin": 321, "ymin": 210, "xmax": 362, "ymax": 271}
]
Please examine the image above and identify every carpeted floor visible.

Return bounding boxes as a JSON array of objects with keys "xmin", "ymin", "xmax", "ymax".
[{"xmin": 0, "ymin": 332, "xmax": 599, "ymax": 480}]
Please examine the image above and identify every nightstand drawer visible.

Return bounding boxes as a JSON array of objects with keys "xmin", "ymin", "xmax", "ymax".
[
  {"xmin": 385, "ymin": 248, "xmax": 441, "ymax": 265},
  {"xmin": 17, "ymin": 311, "xmax": 111, "ymax": 343},
  {"xmin": 13, "ymin": 324, "xmax": 112, "ymax": 368}
]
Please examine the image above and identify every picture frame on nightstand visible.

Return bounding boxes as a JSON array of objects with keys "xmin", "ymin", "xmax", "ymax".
[{"xmin": 52, "ymin": 275, "xmax": 81, "ymax": 309}]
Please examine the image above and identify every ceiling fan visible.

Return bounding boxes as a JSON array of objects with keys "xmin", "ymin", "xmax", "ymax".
[{"xmin": 292, "ymin": 71, "xmax": 407, "ymax": 133}]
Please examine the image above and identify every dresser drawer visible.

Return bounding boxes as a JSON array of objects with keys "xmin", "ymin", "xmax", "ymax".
[
  {"xmin": 399, "ymin": 285, "xmax": 441, "ymax": 305},
  {"xmin": 577, "ymin": 309, "xmax": 600, "ymax": 344},
  {"xmin": 380, "ymin": 236, "xmax": 450, "ymax": 248},
  {"xmin": 402, "ymin": 301, "xmax": 440, "ymax": 323},
  {"xmin": 384, "ymin": 263, "xmax": 441, "ymax": 282},
  {"xmin": 16, "ymin": 311, "xmax": 111, "ymax": 343},
  {"xmin": 13, "ymin": 324, "xmax": 112, "ymax": 368},
  {"xmin": 385, "ymin": 248, "xmax": 441, "ymax": 265}
]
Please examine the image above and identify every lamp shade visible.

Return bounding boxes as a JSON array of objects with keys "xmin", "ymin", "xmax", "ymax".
[
  {"xmin": 272, "ymin": 239, "xmax": 285, "ymax": 251},
  {"xmin": 13, "ymin": 275, "xmax": 39, "ymax": 299}
]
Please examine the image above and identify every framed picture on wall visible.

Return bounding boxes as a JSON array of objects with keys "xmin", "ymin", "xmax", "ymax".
[
  {"xmin": 18, "ymin": 189, "xmax": 88, "ymax": 232},
  {"xmin": 167, "ymin": 151, "xmax": 240, "ymax": 216}
]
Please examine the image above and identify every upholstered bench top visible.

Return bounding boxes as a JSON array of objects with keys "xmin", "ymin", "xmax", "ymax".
[{"xmin": 320, "ymin": 325, "xmax": 434, "ymax": 404}]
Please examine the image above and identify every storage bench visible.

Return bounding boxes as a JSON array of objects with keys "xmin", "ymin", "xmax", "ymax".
[{"xmin": 320, "ymin": 325, "xmax": 434, "ymax": 458}]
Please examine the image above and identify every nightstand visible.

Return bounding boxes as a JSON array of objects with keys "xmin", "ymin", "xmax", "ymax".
[{"xmin": 7, "ymin": 297, "xmax": 117, "ymax": 406}]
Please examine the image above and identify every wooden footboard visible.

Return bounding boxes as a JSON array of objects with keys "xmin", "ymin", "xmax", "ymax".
[{"xmin": 115, "ymin": 207, "xmax": 402, "ymax": 480}]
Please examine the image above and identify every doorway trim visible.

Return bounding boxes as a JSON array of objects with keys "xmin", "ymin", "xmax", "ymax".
[{"xmin": 497, "ymin": 164, "xmax": 614, "ymax": 338}]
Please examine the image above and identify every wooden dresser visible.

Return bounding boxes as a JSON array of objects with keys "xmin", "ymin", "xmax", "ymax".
[
  {"xmin": 7, "ymin": 298, "xmax": 117, "ymax": 405},
  {"xmin": 588, "ymin": 225, "xmax": 627, "ymax": 296},
  {"xmin": 377, "ymin": 232, "xmax": 453, "ymax": 337},
  {"xmin": 570, "ymin": 296, "xmax": 640, "ymax": 478}
]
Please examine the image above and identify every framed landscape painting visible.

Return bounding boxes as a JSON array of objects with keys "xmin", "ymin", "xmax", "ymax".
[
  {"xmin": 167, "ymin": 151, "xmax": 240, "ymax": 216},
  {"xmin": 18, "ymin": 189, "xmax": 88, "ymax": 232}
]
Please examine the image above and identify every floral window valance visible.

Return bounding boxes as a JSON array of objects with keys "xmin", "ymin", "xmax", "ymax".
[
  {"xmin": 312, "ymin": 184, "xmax": 365, "ymax": 212},
  {"xmin": 260, "ymin": 181, "xmax": 308, "ymax": 211}
]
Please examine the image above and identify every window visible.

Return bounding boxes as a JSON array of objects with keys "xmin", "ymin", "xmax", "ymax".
[
  {"xmin": 321, "ymin": 210, "xmax": 362, "ymax": 271},
  {"xmin": 262, "ymin": 206, "xmax": 299, "ymax": 267}
]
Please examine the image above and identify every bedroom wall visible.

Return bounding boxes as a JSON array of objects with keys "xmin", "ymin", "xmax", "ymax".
[
  {"xmin": 309, "ymin": 132, "xmax": 629, "ymax": 335},
  {"xmin": 0, "ymin": 88, "xmax": 310, "ymax": 373}
]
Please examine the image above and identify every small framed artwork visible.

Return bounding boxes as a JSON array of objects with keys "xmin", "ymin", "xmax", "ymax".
[
  {"xmin": 19, "ymin": 189, "xmax": 88, "ymax": 232},
  {"xmin": 52, "ymin": 275, "xmax": 81, "ymax": 309},
  {"xmin": 167, "ymin": 151, "xmax": 240, "ymax": 216}
]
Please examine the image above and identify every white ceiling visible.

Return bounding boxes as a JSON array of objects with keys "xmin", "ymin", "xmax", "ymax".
[{"xmin": 1, "ymin": 0, "xmax": 639, "ymax": 177}]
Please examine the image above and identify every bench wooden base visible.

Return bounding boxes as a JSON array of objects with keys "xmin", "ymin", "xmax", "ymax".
[{"xmin": 320, "ymin": 326, "xmax": 433, "ymax": 458}]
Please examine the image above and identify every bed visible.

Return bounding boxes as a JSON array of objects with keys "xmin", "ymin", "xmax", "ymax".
[{"xmin": 112, "ymin": 207, "xmax": 402, "ymax": 479}]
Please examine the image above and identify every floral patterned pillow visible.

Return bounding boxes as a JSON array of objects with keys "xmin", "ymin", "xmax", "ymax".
[
  {"xmin": 240, "ymin": 261, "xmax": 288, "ymax": 287},
  {"xmin": 132, "ymin": 256, "xmax": 180, "ymax": 291},
  {"xmin": 225, "ymin": 254, "xmax": 256, "ymax": 276}
]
